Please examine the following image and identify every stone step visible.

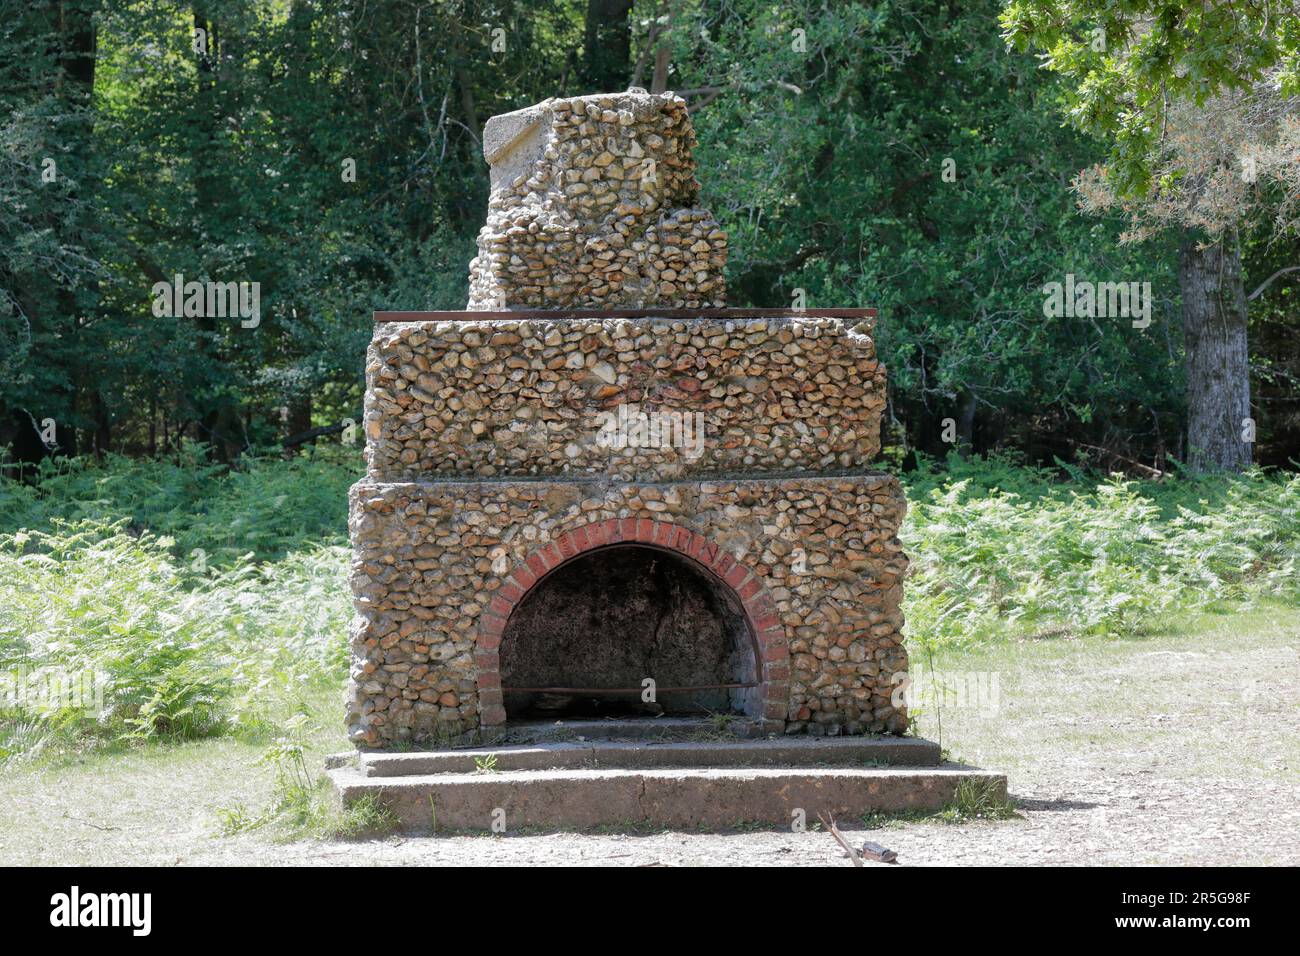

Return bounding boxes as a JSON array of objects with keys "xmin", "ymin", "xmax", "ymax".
[
  {"xmin": 328, "ymin": 765, "xmax": 1006, "ymax": 831},
  {"xmin": 358, "ymin": 735, "xmax": 941, "ymax": 777}
]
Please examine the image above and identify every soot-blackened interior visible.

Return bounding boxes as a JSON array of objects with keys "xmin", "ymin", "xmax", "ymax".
[{"xmin": 500, "ymin": 545, "xmax": 758, "ymax": 719}]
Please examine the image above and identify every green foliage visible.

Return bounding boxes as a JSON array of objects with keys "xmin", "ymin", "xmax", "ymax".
[
  {"xmin": 10, "ymin": 0, "xmax": 1291, "ymax": 465},
  {"xmin": 0, "ymin": 500, "xmax": 351, "ymax": 757},
  {"xmin": 903, "ymin": 458, "xmax": 1300, "ymax": 653},
  {"xmin": 0, "ymin": 442, "xmax": 361, "ymax": 567},
  {"xmin": 1000, "ymin": 1, "xmax": 1300, "ymax": 196},
  {"xmin": 2, "ymin": 0, "xmax": 585, "ymax": 455},
  {"xmin": 669, "ymin": 0, "xmax": 1183, "ymax": 459},
  {"xmin": 940, "ymin": 778, "xmax": 1017, "ymax": 822},
  {"xmin": 6, "ymin": 451, "xmax": 1298, "ymax": 764},
  {"xmin": 216, "ymin": 713, "xmax": 399, "ymax": 839}
]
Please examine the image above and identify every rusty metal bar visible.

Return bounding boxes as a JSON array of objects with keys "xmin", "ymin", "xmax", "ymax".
[
  {"xmin": 502, "ymin": 682, "xmax": 759, "ymax": 694},
  {"xmin": 374, "ymin": 307, "xmax": 875, "ymax": 322}
]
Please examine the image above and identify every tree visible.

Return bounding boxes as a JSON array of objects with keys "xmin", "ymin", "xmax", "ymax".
[
  {"xmin": 5, "ymin": 0, "xmax": 1297, "ymax": 469},
  {"xmin": 641, "ymin": 0, "xmax": 1183, "ymax": 467},
  {"xmin": 582, "ymin": 0, "xmax": 634, "ymax": 91},
  {"xmin": 1002, "ymin": 2, "xmax": 1300, "ymax": 470},
  {"xmin": 1, "ymin": 0, "xmax": 106, "ymax": 457}
]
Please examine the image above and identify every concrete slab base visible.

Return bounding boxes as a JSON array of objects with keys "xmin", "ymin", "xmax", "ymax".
[
  {"xmin": 328, "ymin": 765, "xmax": 1006, "ymax": 831},
  {"xmin": 328, "ymin": 734, "xmax": 1006, "ymax": 832}
]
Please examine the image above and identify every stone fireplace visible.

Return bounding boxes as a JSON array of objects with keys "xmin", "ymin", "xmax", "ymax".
[
  {"xmin": 498, "ymin": 541, "xmax": 761, "ymax": 720},
  {"xmin": 345, "ymin": 91, "xmax": 911, "ymax": 748}
]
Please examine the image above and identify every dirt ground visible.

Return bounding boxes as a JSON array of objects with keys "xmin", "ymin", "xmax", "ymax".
[{"xmin": 3, "ymin": 605, "xmax": 1297, "ymax": 866}]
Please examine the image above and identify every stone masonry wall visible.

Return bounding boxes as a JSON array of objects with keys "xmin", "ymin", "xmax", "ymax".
[
  {"xmin": 466, "ymin": 91, "xmax": 726, "ymax": 309},
  {"xmin": 347, "ymin": 90, "xmax": 909, "ymax": 747},
  {"xmin": 345, "ymin": 475, "xmax": 909, "ymax": 746},
  {"xmin": 363, "ymin": 314, "xmax": 886, "ymax": 481}
]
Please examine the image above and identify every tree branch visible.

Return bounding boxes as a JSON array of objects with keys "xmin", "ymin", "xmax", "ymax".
[
  {"xmin": 280, "ymin": 422, "xmax": 349, "ymax": 449},
  {"xmin": 1247, "ymin": 264, "xmax": 1300, "ymax": 301}
]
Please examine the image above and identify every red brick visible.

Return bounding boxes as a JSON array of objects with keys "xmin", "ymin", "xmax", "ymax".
[
  {"xmin": 635, "ymin": 518, "xmax": 654, "ymax": 541},
  {"xmin": 764, "ymin": 661, "xmax": 790, "ymax": 682},
  {"xmin": 619, "ymin": 517, "xmax": 638, "ymax": 540},
  {"xmin": 678, "ymin": 529, "xmax": 698, "ymax": 552},
  {"xmin": 557, "ymin": 532, "xmax": 578, "ymax": 559},
  {"xmin": 763, "ymin": 699, "xmax": 787, "ymax": 720},
  {"xmin": 570, "ymin": 525, "xmax": 592, "ymax": 552},
  {"xmin": 476, "ymin": 670, "xmax": 501, "ymax": 690},
  {"xmin": 651, "ymin": 521, "xmax": 671, "ymax": 546},
  {"xmin": 498, "ymin": 580, "xmax": 523, "ymax": 604},
  {"xmin": 510, "ymin": 564, "xmax": 537, "ymax": 591},
  {"xmin": 738, "ymin": 576, "xmax": 762, "ymax": 601},
  {"xmin": 477, "ymin": 630, "xmax": 501, "ymax": 652},
  {"xmin": 721, "ymin": 561, "xmax": 748, "ymax": 590},
  {"xmin": 473, "ymin": 650, "xmax": 498, "ymax": 671},
  {"xmin": 526, "ymin": 553, "xmax": 548, "ymax": 578},
  {"xmin": 691, "ymin": 536, "xmax": 718, "ymax": 566},
  {"xmin": 762, "ymin": 640, "xmax": 789, "ymax": 663},
  {"xmin": 481, "ymin": 705, "xmax": 507, "ymax": 726},
  {"xmin": 477, "ymin": 687, "xmax": 503, "ymax": 708}
]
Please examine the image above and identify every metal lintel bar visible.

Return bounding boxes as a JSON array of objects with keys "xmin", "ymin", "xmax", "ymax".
[{"xmin": 503, "ymin": 682, "xmax": 759, "ymax": 694}]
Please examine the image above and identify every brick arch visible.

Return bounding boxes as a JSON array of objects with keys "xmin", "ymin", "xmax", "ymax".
[{"xmin": 474, "ymin": 518, "xmax": 789, "ymax": 729}]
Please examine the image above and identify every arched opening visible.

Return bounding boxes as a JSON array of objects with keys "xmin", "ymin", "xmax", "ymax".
[{"xmin": 499, "ymin": 544, "xmax": 762, "ymax": 720}]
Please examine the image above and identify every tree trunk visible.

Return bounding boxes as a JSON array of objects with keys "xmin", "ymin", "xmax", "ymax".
[
  {"xmin": 649, "ymin": 1, "xmax": 673, "ymax": 93},
  {"xmin": 650, "ymin": 45, "xmax": 670, "ymax": 93},
  {"xmin": 56, "ymin": 0, "xmax": 102, "ymax": 456},
  {"xmin": 956, "ymin": 389, "xmax": 977, "ymax": 458},
  {"xmin": 447, "ymin": 13, "xmax": 479, "ymax": 137},
  {"xmin": 582, "ymin": 0, "xmax": 633, "ymax": 91},
  {"xmin": 283, "ymin": 395, "xmax": 312, "ymax": 457},
  {"xmin": 1179, "ymin": 230, "xmax": 1252, "ymax": 472}
]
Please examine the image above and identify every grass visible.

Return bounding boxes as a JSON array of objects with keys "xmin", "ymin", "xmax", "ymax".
[
  {"xmin": 1, "ymin": 450, "xmax": 1298, "ymax": 858},
  {"xmin": 906, "ymin": 600, "xmax": 1300, "ymax": 779},
  {"xmin": 939, "ymin": 778, "xmax": 1017, "ymax": 823},
  {"xmin": 0, "ymin": 520, "xmax": 349, "ymax": 757},
  {"xmin": 3, "ymin": 450, "xmax": 1297, "ymax": 764},
  {"xmin": 214, "ymin": 713, "xmax": 399, "ymax": 840},
  {"xmin": 0, "ymin": 602, "xmax": 1293, "ymax": 862},
  {"xmin": 217, "ymin": 784, "xmax": 399, "ymax": 841}
]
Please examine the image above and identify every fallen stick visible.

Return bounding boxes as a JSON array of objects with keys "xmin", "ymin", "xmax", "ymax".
[{"xmin": 820, "ymin": 813, "xmax": 863, "ymax": 867}]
